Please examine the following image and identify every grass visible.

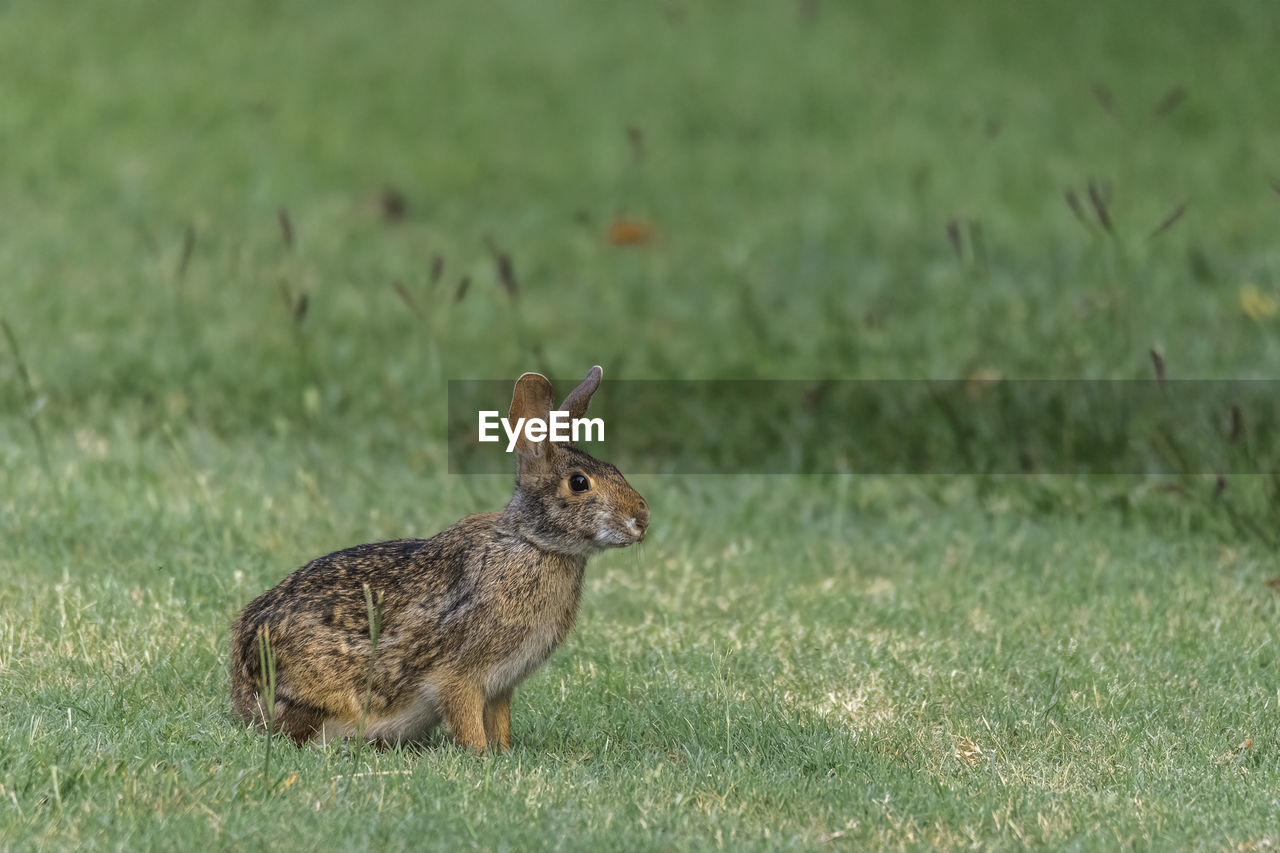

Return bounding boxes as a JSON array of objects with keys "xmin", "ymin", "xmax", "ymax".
[{"xmin": 2, "ymin": 0, "xmax": 1280, "ymax": 849}]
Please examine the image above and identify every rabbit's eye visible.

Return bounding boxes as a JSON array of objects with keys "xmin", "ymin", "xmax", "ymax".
[{"xmin": 569, "ymin": 473, "xmax": 591, "ymax": 493}]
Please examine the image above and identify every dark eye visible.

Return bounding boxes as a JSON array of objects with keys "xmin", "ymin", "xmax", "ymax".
[{"xmin": 569, "ymin": 473, "xmax": 590, "ymax": 493}]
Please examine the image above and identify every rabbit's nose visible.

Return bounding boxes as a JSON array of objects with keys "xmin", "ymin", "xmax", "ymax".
[{"xmin": 633, "ymin": 501, "xmax": 650, "ymax": 532}]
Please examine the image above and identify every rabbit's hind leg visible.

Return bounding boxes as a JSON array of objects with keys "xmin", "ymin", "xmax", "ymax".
[{"xmin": 270, "ymin": 695, "xmax": 333, "ymax": 746}]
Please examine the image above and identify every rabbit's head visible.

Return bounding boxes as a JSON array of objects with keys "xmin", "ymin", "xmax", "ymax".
[{"xmin": 503, "ymin": 366, "xmax": 649, "ymax": 555}]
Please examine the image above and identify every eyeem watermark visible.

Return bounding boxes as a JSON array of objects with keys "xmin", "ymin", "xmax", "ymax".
[
  {"xmin": 453, "ymin": 379, "xmax": 1280, "ymax": 474},
  {"xmin": 478, "ymin": 411, "xmax": 605, "ymax": 452}
]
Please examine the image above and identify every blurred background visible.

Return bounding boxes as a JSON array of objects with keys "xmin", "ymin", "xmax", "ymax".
[
  {"xmin": 4, "ymin": 1, "xmax": 1279, "ymax": 424},
  {"xmin": 5, "ymin": 0, "xmax": 1278, "ymax": 537}
]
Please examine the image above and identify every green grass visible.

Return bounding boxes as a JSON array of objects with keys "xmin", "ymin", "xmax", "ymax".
[{"xmin": 2, "ymin": 0, "xmax": 1280, "ymax": 849}]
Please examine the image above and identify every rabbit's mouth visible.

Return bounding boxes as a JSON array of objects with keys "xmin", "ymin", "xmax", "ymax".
[{"xmin": 594, "ymin": 518, "xmax": 646, "ymax": 548}]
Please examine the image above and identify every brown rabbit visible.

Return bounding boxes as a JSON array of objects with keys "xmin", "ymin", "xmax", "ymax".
[{"xmin": 230, "ymin": 366, "xmax": 648, "ymax": 752}]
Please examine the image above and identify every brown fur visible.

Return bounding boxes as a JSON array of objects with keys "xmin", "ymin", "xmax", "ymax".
[{"xmin": 230, "ymin": 367, "xmax": 647, "ymax": 753}]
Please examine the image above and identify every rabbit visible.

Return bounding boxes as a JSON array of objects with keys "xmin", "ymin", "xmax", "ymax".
[{"xmin": 230, "ymin": 365, "xmax": 649, "ymax": 753}]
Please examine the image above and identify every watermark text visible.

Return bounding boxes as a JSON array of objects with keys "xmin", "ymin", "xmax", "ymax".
[{"xmin": 478, "ymin": 411, "xmax": 605, "ymax": 451}]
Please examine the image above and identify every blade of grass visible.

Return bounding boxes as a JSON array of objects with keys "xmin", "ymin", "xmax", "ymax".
[{"xmin": 1, "ymin": 316, "xmax": 56, "ymax": 493}]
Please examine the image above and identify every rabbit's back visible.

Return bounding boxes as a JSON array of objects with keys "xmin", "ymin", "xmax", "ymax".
[{"xmin": 234, "ymin": 532, "xmax": 477, "ymax": 635}]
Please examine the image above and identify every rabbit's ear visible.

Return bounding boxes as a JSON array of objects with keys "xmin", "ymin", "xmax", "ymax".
[
  {"xmin": 509, "ymin": 372, "xmax": 555, "ymax": 457},
  {"xmin": 557, "ymin": 365, "xmax": 603, "ymax": 420}
]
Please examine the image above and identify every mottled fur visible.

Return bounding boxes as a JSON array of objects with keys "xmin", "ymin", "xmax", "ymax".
[{"xmin": 230, "ymin": 367, "xmax": 648, "ymax": 752}]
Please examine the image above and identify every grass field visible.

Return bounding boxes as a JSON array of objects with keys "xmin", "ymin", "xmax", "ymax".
[{"xmin": 3, "ymin": 1, "xmax": 1280, "ymax": 849}]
